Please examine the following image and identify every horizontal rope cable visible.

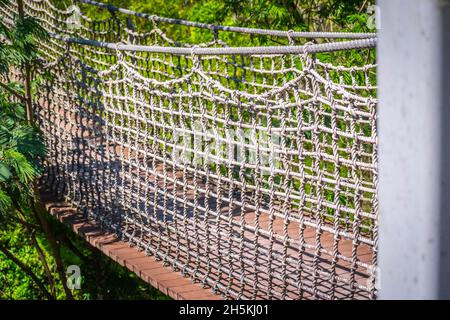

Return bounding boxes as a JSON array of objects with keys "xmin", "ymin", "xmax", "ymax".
[
  {"xmin": 76, "ymin": 0, "xmax": 377, "ymax": 39},
  {"xmin": 51, "ymin": 33, "xmax": 377, "ymax": 55}
]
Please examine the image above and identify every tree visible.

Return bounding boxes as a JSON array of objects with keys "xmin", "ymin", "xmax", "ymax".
[{"xmin": 0, "ymin": 0, "xmax": 76, "ymax": 299}]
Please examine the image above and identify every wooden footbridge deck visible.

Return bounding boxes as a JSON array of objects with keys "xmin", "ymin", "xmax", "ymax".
[
  {"xmin": 41, "ymin": 182, "xmax": 373, "ymax": 300},
  {"xmin": 41, "ymin": 191, "xmax": 221, "ymax": 300}
]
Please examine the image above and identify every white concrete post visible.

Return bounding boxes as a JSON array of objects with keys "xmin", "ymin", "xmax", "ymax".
[{"xmin": 378, "ymin": 0, "xmax": 450, "ymax": 299}]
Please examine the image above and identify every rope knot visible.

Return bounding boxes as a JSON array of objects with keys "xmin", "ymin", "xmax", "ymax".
[
  {"xmin": 191, "ymin": 45, "xmax": 201, "ymax": 69},
  {"xmin": 149, "ymin": 15, "xmax": 158, "ymax": 28},
  {"xmin": 106, "ymin": 4, "xmax": 117, "ymax": 13},
  {"xmin": 287, "ymin": 29, "xmax": 295, "ymax": 45},
  {"xmin": 302, "ymin": 41, "xmax": 316, "ymax": 69}
]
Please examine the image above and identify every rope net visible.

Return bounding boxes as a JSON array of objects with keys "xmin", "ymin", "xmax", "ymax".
[{"xmin": 1, "ymin": 0, "xmax": 378, "ymax": 300}]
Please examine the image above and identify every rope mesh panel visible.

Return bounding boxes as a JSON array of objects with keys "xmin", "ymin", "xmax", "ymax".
[{"xmin": 1, "ymin": 0, "xmax": 378, "ymax": 300}]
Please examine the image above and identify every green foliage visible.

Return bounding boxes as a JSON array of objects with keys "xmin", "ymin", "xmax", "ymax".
[
  {"xmin": 0, "ymin": 225, "xmax": 45, "ymax": 299},
  {"xmin": 29, "ymin": 0, "xmax": 374, "ymax": 48},
  {"xmin": 0, "ymin": 8, "xmax": 47, "ymax": 223},
  {"xmin": 0, "ymin": 221, "xmax": 170, "ymax": 300},
  {"xmin": 0, "ymin": 12, "xmax": 48, "ymax": 74},
  {"xmin": 0, "ymin": 97, "xmax": 46, "ymax": 221},
  {"xmin": 71, "ymin": 0, "xmax": 375, "ymax": 46}
]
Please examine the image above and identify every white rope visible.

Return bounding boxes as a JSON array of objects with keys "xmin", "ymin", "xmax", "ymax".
[
  {"xmin": 76, "ymin": 0, "xmax": 377, "ymax": 39},
  {"xmin": 50, "ymin": 33, "xmax": 377, "ymax": 55}
]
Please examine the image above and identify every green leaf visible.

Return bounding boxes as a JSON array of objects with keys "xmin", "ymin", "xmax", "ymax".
[
  {"xmin": 0, "ymin": 163, "xmax": 11, "ymax": 182},
  {"xmin": 0, "ymin": 189, "xmax": 12, "ymax": 214},
  {"xmin": 3, "ymin": 149, "xmax": 37, "ymax": 183}
]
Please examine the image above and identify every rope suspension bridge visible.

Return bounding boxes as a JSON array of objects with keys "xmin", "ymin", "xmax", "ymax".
[{"xmin": 1, "ymin": 0, "xmax": 378, "ymax": 300}]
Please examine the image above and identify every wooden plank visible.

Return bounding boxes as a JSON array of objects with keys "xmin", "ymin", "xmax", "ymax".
[{"xmin": 41, "ymin": 193, "xmax": 220, "ymax": 300}]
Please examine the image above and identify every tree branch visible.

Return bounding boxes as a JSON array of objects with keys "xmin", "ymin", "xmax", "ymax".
[
  {"xmin": 11, "ymin": 199, "xmax": 40, "ymax": 230},
  {"xmin": 10, "ymin": 200, "xmax": 57, "ymax": 298},
  {"xmin": 29, "ymin": 230, "xmax": 57, "ymax": 298},
  {"xmin": 0, "ymin": 82, "xmax": 26, "ymax": 102},
  {"xmin": 31, "ymin": 201, "xmax": 74, "ymax": 299},
  {"xmin": 57, "ymin": 232, "xmax": 93, "ymax": 265},
  {"xmin": 0, "ymin": 242, "xmax": 54, "ymax": 300}
]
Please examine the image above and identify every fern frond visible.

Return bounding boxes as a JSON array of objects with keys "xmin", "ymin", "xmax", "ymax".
[
  {"xmin": 3, "ymin": 149, "xmax": 37, "ymax": 184},
  {"xmin": 0, "ymin": 188, "xmax": 12, "ymax": 217}
]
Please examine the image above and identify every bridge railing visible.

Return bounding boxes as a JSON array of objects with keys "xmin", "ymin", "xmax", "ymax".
[{"xmin": 1, "ymin": 0, "xmax": 378, "ymax": 300}]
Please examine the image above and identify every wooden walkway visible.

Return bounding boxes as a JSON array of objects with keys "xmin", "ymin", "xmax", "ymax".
[
  {"xmin": 40, "ymin": 191, "xmax": 221, "ymax": 300},
  {"xmin": 40, "ymin": 187, "xmax": 373, "ymax": 300}
]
